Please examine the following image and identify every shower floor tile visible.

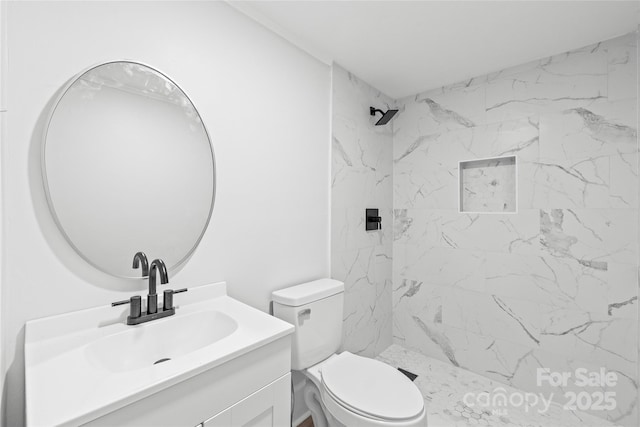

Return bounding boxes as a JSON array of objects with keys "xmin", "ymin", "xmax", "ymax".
[{"xmin": 376, "ymin": 344, "xmax": 617, "ymax": 427}]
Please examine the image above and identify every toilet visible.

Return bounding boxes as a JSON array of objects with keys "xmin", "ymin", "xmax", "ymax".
[{"xmin": 272, "ymin": 279, "xmax": 426, "ymax": 427}]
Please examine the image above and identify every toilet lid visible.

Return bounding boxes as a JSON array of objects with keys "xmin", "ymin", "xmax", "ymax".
[{"xmin": 320, "ymin": 352, "xmax": 424, "ymax": 421}]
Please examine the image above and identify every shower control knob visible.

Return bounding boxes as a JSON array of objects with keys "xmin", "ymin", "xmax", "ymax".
[{"xmin": 365, "ymin": 208, "xmax": 382, "ymax": 231}]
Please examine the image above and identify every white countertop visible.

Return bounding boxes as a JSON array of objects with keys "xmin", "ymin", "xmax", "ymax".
[{"xmin": 24, "ymin": 282, "xmax": 293, "ymax": 427}]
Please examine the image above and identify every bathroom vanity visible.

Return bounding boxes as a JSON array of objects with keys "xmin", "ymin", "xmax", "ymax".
[
  {"xmin": 25, "ymin": 60, "xmax": 296, "ymax": 427},
  {"xmin": 24, "ymin": 282, "xmax": 293, "ymax": 427}
]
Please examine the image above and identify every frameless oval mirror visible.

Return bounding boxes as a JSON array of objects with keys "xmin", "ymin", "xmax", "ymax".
[{"xmin": 43, "ymin": 61, "xmax": 215, "ymax": 278}]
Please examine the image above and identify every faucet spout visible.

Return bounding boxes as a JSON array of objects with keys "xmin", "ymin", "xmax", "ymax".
[
  {"xmin": 147, "ymin": 259, "xmax": 169, "ymax": 314},
  {"xmin": 132, "ymin": 251, "xmax": 149, "ymax": 277}
]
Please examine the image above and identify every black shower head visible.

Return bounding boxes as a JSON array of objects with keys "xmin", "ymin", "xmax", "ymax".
[{"xmin": 370, "ymin": 107, "xmax": 398, "ymax": 126}]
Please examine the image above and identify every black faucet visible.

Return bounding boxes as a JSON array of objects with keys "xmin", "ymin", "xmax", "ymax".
[
  {"xmin": 112, "ymin": 257, "xmax": 187, "ymax": 325},
  {"xmin": 147, "ymin": 259, "xmax": 169, "ymax": 315},
  {"xmin": 132, "ymin": 252, "xmax": 150, "ymax": 277}
]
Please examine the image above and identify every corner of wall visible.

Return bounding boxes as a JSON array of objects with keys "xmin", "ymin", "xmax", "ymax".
[
  {"xmin": 225, "ymin": 1, "xmax": 333, "ymax": 66},
  {"xmin": 330, "ymin": 63, "xmax": 394, "ymax": 357},
  {"xmin": 329, "ymin": 61, "xmax": 338, "ymax": 276}
]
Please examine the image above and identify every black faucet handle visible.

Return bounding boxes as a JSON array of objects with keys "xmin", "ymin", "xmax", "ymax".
[
  {"xmin": 112, "ymin": 295, "xmax": 142, "ymax": 319},
  {"xmin": 132, "ymin": 252, "xmax": 150, "ymax": 277},
  {"xmin": 163, "ymin": 288, "xmax": 188, "ymax": 311}
]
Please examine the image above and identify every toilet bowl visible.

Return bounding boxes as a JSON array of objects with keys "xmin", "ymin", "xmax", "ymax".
[
  {"xmin": 304, "ymin": 352, "xmax": 426, "ymax": 427},
  {"xmin": 272, "ymin": 279, "xmax": 427, "ymax": 427}
]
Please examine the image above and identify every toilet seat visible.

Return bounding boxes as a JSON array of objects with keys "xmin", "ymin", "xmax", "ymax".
[{"xmin": 319, "ymin": 352, "xmax": 424, "ymax": 423}]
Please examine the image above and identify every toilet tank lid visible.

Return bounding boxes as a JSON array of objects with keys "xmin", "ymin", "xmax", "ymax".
[{"xmin": 272, "ymin": 279, "xmax": 344, "ymax": 307}]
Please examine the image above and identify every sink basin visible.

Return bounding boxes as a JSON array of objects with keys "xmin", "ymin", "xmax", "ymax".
[
  {"xmin": 25, "ymin": 281, "xmax": 294, "ymax": 427},
  {"xmin": 85, "ymin": 310, "xmax": 238, "ymax": 373}
]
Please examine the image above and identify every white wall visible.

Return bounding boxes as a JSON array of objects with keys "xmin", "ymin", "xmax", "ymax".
[{"xmin": 2, "ymin": 2, "xmax": 330, "ymax": 425}]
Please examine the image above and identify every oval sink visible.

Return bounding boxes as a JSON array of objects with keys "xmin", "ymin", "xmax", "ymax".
[{"xmin": 85, "ymin": 310, "xmax": 238, "ymax": 373}]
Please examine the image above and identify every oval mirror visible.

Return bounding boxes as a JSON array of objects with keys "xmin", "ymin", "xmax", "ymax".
[{"xmin": 43, "ymin": 61, "xmax": 215, "ymax": 278}]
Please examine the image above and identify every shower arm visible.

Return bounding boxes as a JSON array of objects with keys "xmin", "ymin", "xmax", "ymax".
[{"xmin": 370, "ymin": 107, "xmax": 385, "ymax": 117}]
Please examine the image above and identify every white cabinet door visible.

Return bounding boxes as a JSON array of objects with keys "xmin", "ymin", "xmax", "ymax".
[
  {"xmin": 204, "ymin": 373, "xmax": 291, "ymax": 427},
  {"xmin": 201, "ymin": 407, "xmax": 231, "ymax": 427}
]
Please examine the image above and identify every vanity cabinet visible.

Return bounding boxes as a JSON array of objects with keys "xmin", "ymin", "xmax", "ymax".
[
  {"xmin": 201, "ymin": 373, "xmax": 290, "ymax": 427},
  {"xmin": 83, "ymin": 335, "xmax": 291, "ymax": 427}
]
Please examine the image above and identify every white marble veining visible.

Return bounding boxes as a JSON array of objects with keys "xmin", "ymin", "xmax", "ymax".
[
  {"xmin": 538, "ymin": 100, "xmax": 637, "ymax": 161},
  {"xmin": 332, "ymin": 64, "xmax": 393, "ymax": 357},
  {"xmin": 377, "ymin": 344, "xmax": 619, "ymax": 427},
  {"xmin": 394, "ymin": 118, "xmax": 539, "ymax": 211},
  {"xmin": 392, "ymin": 33, "xmax": 638, "ymax": 427},
  {"xmin": 485, "ymin": 42, "xmax": 609, "ymax": 124},
  {"xmin": 606, "ymin": 34, "xmax": 638, "ymax": 102}
]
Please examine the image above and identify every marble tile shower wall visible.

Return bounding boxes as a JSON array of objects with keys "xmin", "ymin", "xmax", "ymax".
[
  {"xmin": 331, "ymin": 64, "xmax": 393, "ymax": 356},
  {"xmin": 392, "ymin": 33, "xmax": 638, "ymax": 426}
]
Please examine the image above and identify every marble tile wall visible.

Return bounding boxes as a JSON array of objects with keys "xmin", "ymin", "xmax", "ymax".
[
  {"xmin": 331, "ymin": 64, "xmax": 393, "ymax": 357},
  {"xmin": 392, "ymin": 33, "xmax": 638, "ymax": 426}
]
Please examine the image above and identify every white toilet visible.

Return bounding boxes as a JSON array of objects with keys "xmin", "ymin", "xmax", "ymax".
[{"xmin": 272, "ymin": 279, "xmax": 426, "ymax": 427}]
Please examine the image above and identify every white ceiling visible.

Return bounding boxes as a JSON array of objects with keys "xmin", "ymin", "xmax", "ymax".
[{"xmin": 229, "ymin": 1, "xmax": 639, "ymax": 99}]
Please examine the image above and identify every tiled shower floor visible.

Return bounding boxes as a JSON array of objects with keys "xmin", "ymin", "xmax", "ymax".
[{"xmin": 376, "ymin": 345, "xmax": 617, "ymax": 427}]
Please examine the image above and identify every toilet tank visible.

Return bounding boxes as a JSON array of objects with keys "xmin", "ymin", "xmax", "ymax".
[{"xmin": 272, "ymin": 279, "xmax": 344, "ymax": 370}]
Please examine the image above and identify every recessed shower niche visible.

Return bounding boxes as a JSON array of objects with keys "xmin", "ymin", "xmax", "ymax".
[{"xmin": 458, "ymin": 155, "xmax": 516, "ymax": 214}]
